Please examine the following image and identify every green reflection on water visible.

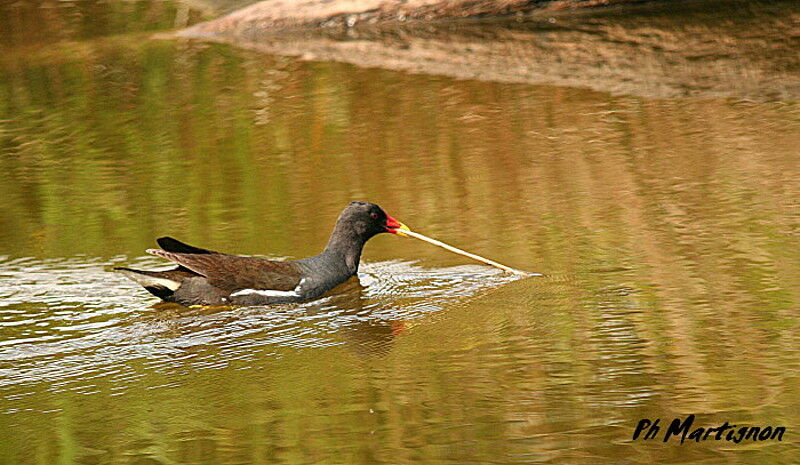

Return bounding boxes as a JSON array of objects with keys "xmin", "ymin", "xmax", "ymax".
[
  {"xmin": 0, "ymin": 3, "xmax": 799, "ymax": 465},
  {"xmin": 0, "ymin": 0, "xmax": 210, "ymax": 48}
]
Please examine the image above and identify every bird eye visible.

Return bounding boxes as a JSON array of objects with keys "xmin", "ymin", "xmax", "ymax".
[{"xmin": 370, "ymin": 212, "xmax": 379, "ymax": 220}]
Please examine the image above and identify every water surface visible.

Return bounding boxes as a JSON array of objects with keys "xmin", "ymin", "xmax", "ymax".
[{"xmin": 1, "ymin": 1, "xmax": 799, "ymax": 464}]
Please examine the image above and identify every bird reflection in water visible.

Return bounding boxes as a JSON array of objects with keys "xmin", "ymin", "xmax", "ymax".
[{"xmin": 145, "ymin": 274, "xmax": 406, "ymax": 359}]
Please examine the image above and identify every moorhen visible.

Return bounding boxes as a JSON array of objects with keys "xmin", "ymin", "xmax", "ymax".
[{"xmin": 115, "ymin": 201, "xmax": 409, "ymax": 306}]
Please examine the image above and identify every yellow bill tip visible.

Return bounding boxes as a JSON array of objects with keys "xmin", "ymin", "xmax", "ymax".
[{"xmin": 395, "ymin": 223, "xmax": 411, "ymax": 237}]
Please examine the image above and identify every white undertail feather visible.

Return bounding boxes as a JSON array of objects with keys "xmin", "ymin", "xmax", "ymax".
[{"xmin": 118, "ymin": 270, "xmax": 180, "ymax": 291}]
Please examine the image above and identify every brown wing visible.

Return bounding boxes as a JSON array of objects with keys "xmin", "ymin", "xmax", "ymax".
[{"xmin": 146, "ymin": 249, "xmax": 302, "ymax": 292}]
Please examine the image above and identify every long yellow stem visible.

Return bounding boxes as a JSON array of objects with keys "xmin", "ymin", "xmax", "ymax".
[{"xmin": 400, "ymin": 229, "xmax": 532, "ymax": 276}]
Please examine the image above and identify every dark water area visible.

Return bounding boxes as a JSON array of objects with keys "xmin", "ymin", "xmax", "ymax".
[{"xmin": 1, "ymin": 1, "xmax": 799, "ymax": 464}]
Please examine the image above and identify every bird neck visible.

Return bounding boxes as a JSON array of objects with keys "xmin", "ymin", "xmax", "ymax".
[{"xmin": 323, "ymin": 226, "xmax": 367, "ymax": 275}]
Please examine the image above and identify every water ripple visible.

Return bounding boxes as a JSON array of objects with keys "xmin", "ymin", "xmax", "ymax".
[{"xmin": 0, "ymin": 255, "xmax": 520, "ymax": 395}]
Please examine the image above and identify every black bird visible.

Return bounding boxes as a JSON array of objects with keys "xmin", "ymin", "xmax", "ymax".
[{"xmin": 115, "ymin": 201, "xmax": 409, "ymax": 306}]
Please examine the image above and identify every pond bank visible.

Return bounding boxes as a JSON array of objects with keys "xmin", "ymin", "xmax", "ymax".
[
  {"xmin": 179, "ymin": 0, "xmax": 800, "ymax": 99},
  {"xmin": 182, "ymin": 0, "xmax": 650, "ymax": 33}
]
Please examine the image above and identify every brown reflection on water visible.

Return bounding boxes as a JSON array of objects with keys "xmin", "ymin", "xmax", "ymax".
[
  {"xmin": 183, "ymin": 0, "xmax": 800, "ymax": 100},
  {"xmin": 0, "ymin": 9, "xmax": 799, "ymax": 465}
]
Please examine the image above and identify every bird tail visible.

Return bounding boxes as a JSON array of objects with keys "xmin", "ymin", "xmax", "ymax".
[{"xmin": 114, "ymin": 267, "xmax": 184, "ymax": 299}]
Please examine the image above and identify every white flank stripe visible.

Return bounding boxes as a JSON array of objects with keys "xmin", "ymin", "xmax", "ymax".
[
  {"xmin": 231, "ymin": 278, "xmax": 308, "ymax": 299},
  {"xmin": 230, "ymin": 288, "xmax": 299, "ymax": 298}
]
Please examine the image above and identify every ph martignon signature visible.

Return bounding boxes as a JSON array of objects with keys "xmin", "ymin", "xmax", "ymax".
[{"xmin": 632, "ymin": 415, "xmax": 786, "ymax": 444}]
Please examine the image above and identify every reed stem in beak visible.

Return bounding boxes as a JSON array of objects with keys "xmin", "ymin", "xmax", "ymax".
[{"xmin": 400, "ymin": 229, "xmax": 534, "ymax": 276}]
